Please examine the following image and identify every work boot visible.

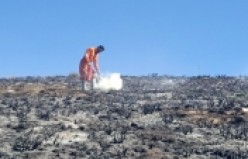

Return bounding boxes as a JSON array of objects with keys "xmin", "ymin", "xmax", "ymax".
[
  {"xmin": 82, "ymin": 81, "xmax": 88, "ymax": 91},
  {"xmin": 91, "ymin": 79, "xmax": 96, "ymax": 90}
]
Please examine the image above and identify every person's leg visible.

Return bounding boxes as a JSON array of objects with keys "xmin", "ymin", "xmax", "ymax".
[
  {"xmin": 92, "ymin": 78, "xmax": 96, "ymax": 90},
  {"xmin": 79, "ymin": 60, "xmax": 89, "ymax": 91},
  {"xmin": 87, "ymin": 66, "xmax": 96, "ymax": 90},
  {"xmin": 82, "ymin": 79, "xmax": 88, "ymax": 91}
]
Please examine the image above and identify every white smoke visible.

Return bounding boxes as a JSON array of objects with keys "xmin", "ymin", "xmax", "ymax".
[{"xmin": 94, "ymin": 73, "xmax": 123, "ymax": 91}]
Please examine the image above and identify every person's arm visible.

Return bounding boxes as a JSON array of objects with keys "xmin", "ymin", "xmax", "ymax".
[{"xmin": 93, "ymin": 55, "xmax": 100, "ymax": 75}]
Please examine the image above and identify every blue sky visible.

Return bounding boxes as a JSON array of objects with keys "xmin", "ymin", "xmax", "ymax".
[{"xmin": 0, "ymin": 0, "xmax": 248, "ymax": 77}]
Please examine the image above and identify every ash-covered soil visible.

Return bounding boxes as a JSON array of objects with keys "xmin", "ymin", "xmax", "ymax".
[{"xmin": 1, "ymin": 75, "xmax": 248, "ymax": 159}]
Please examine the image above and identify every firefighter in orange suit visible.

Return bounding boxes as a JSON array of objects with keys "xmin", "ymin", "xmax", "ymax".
[{"xmin": 79, "ymin": 45, "xmax": 105, "ymax": 90}]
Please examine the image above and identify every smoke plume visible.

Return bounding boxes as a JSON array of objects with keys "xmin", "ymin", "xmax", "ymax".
[{"xmin": 94, "ymin": 73, "xmax": 123, "ymax": 91}]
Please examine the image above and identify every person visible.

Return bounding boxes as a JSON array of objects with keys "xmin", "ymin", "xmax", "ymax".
[{"xmin": 79, "ymin": 45, "xmax": 105, "ymax": 90}]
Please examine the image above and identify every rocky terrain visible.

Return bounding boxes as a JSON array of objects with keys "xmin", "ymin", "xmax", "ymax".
[{"xmin": 1, "ymin": 75, "xmax": 248, "ymax": 159}]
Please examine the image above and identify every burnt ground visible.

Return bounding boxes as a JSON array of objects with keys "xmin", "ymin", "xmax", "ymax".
[{"xmin": 1, "ymin": 75, "xmax": 248, "ymax": 159}]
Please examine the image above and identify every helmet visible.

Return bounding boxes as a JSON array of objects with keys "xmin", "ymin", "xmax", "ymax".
[{"xmin": 97, "ymin": 45, "xmax": 105, "ymax": 52}]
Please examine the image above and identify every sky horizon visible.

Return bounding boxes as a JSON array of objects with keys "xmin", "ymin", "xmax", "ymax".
[{"xmin": 1, "ymin": 0, "xmax": 248, "ymax": 77}]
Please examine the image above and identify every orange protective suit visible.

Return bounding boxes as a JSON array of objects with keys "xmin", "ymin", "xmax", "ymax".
[{"xmin": 79, "ymin": 48, "xmax": 99, "ymax": 81}]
